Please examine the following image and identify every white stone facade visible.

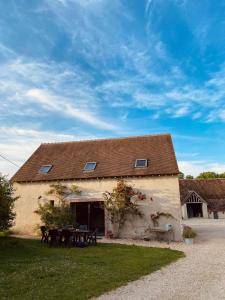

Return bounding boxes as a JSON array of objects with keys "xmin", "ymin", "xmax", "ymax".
[{"xmin": 13, "ymin": 175, "xmax": 182, "ymax": 241}]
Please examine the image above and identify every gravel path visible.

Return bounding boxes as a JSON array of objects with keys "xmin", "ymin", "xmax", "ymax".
[{"xmin": 98, "ymin": 219, "xmax": 225, "ymax": 300}]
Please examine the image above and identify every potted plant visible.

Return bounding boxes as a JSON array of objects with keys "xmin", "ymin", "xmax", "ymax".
[
  {"xmin": 106, "ymin": 230, "xmax": 113, "ymax": 239},
  {"xmin": 183, "ymin": 226, "xmax": 197, "ymax": 244}
]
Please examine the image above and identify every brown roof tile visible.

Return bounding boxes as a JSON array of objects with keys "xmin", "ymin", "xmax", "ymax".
[
  {"xmin": 12, "ymin": 134, "xmax": 179, "ymax": 182},
  {"xmin": 179, "ymin": 179, "xmax": 225, "ymax": 211}
]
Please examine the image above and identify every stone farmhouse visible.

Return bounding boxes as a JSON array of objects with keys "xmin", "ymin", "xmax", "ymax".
[{"xmin": 11, "ymin": 134, "xmax": 182, "ymax": 241}]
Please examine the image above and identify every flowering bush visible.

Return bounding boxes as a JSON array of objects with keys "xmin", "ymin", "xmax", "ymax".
[
  {"xmin": 182, "ymin": 225, "xmax": 197, "ymax": 239},
  {"xmin": 106, "ymin": 230, "xmax": 113, "ymax": 239},
  {"xmin": 103, "ymin": 180, "xmax": 145, "ymax": 237}
]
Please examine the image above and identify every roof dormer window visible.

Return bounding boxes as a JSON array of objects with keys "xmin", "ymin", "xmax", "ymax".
[
  {"xmin": 39, "ymin": 165, "xmax": 52, "ymax": 174},
  {"xmin": 135, "ymin": 159, "xmax": 148, "ymax": 168},
  {"xmin": 84, "ymin": 162, "xmax": 96, "ymax": 171}
]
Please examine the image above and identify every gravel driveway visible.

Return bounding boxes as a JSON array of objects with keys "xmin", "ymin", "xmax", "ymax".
[{"xmin": 98, "ymin": 219, "xmax": 225, "ymax": 300}]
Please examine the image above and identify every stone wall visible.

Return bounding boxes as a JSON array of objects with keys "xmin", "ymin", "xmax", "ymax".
[{"xmin": 13, "ymin": 175, "xmax": 182, "ymax": 241}]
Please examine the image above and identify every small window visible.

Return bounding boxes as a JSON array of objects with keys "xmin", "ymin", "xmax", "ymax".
[
  {"xmin": 135, "ymin": 159, "xmax": 148, "ymax": 168},
  {"xmin": 84, "ymin": 162, "xmax": 96, "ymax": 171},
  {"xmin": 39, "ymin": 165, "xmax": 52, "ymax": 174},
  {"xmin": 50, "ymin": 200, "xmax": 54, "ymax": 207}
]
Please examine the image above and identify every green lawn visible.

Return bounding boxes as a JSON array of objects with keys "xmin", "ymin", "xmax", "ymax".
[{"xmin": 0, "ymin": 238, "xmax": 184, "ymax": 300}]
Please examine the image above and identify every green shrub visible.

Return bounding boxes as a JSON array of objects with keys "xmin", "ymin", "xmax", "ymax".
[
  {"xmin": 0, "ymin": 231, "xmax": 10, "ymax": 238},
  {"xmin": 35, "ymin": 201, "xmax": 74, "ymax": 228},
  {"xmin": 0, "ymin": 175, "xmax": 19, "ymax": 231},
  {"xmin": 35, "ymin": 183, "xmax": 80, "ymax": 228}
]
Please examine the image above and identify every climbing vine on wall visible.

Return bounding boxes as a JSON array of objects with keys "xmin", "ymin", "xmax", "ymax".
[
  {"xmin": 103, "ymin": 179, "xmax": 146, "ymax": 237},
  {"xmin": 150, "ymin": 212, "xmax": 175, "ymax": 227}
]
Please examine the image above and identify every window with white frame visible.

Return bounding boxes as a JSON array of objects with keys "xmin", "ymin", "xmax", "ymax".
[
  {"xmin": 135, "ymin": 159, "xmax": 148, "ymax": 168},
  {"xmin": 84, "ymin": 162, "xmax": 97, "ymax": 171},
  {"xmin": 39, "ymin": 165, "xmax": 52, "ymax": 174}
]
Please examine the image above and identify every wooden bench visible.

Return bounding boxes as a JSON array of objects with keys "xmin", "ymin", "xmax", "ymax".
[{"xmin": 144, "ymin": 227, "xmax": 173, "ymax": 244}]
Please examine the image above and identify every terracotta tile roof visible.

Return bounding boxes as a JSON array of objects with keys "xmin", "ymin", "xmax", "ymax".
[
  {"xmin": 179, "ymin": 179, "xmax": 225, "ymax": 211},
  {"xmin": 12, "ymin": 134, "xmax": 179, "ymax": 182}
]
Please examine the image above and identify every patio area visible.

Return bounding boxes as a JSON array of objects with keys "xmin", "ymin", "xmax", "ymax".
[{"xmin": 41, "ymin": 226, "xmax": 98, "ymax": 248}]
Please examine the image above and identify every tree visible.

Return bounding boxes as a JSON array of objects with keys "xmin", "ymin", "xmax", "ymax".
[
  {"xmin": 0, "ymin": 175, "xmax": 18, "ymax": 231},
  {"xmin": 196, "ymin": 172, "xmax": 225, "ymax": 179},
  {"xmin": 186, "ymin": 175, "xmax": 194, "ymax": 179},
  {"xmin": 103, "ymin": 180, "xmax": 145, "ymax": 238},
  {"xmin": 196, "ymin": 172, "xmax": 218, "ymax": 179},
  {"xmin": 178, "ymin": 172, "xmax": 185, "ymax": 179},
  {"xmin": 35, "ymin": 183, "xmax": 81, "ymax": 228}
]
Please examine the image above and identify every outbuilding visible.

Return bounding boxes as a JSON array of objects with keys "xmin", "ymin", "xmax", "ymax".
[{"xmin": 180, "ymin": 179, "xmax": 225, "ymax": 219}]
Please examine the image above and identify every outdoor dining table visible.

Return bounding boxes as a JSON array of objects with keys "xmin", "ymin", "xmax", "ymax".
[
  {"xmin": 71, "ymin": 229, "xmax": 92, "ymax": 244},
  {"xmin": 56, "ymin": 228, "xmax": 93, "ymax": 247}
]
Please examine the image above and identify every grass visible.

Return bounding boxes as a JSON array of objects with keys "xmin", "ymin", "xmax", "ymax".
[
  {"xmin": 0, "ymin": 231, "xmax": 10, "ymax": 237},
  {"xmin": 0, "ymin": 238, "xmax": 184, "ymax": 300}
]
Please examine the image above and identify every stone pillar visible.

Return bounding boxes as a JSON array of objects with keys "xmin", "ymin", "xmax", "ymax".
[
  {"xmin": 181, "ymin": 204, "xmax": 188, "ymax": 219},
  {"xmin": 202, "ymin": 203, "xmax": 208, "ymax": 218}
]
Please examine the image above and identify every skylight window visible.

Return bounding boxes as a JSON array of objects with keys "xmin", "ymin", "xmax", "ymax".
[
  {"xmin": 84, "ymin": 162, "xmax": 96, "ymax": 171},
  {"xmin": 135, "ymin": 159, "xmax": 148, "ymax": 168},
  {"xmin": 39, "ymin": 165, "xmax": 52, "ymax": 174}
]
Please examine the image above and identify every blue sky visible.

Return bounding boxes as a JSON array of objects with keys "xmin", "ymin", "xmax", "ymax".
[{"xmin": 1, "ymin": 0, "xmax": 225, "ymax": 177}]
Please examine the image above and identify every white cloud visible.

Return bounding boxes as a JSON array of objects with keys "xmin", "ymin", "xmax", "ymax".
[
  {"xmin": 2, "ymin": 0, "xmax": 225, "ymax": 125},
  {"xmin": 93, "ymin": 37, "xmax": 225, "ymax": 121},
  {"xmin": 10, "ymin": 0, "xmax": 225, "ymax": 123},
  {"xmin": 0, "ymin": 126, "xmax": 97, "ymax": 177},
  {"xmin": 45, "ymin": 0, "xmax": 132, "ymax": 66},
  {"xmin": 173, "ymin": 106, "xmax": 190, "ymax": 118},
  {"xmin": 178, "ymin": 160, "xmax": 225, "ymax": 176},
  {"xmin": 25, "ymin": 88, "xmax": 117, "ymax": 130},
  {"xmin": 174, "ymin": 133, "xmax": 215, "ymax": 143},
  {"xmin": 207, "ymin": 109, "xmax": 225, "ymax": 123},
  {"xmin": 55, "ymin": 0, "xmax": 104, "ymax": 7},
  {"xmin": 192, "ymin": 112, "xmax": 202, "ymax": 120},
  {"xmin": 0, "ymin": 43, "xmax": 16, "ymax": 59},
  {"xmin": 0, "ymin": 58, "xmax": 118, "ymax": 130},
  {"xmin": 145, "ymin": 0, "xmax": 153, "ymax": 14}
]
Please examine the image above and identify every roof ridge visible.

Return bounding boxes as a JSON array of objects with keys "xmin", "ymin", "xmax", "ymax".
[{"xmin": 41, "ymin": 133, "xmax": 172, "ymax": 146}]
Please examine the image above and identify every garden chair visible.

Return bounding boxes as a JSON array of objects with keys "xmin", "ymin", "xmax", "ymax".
[
  {"xmin": 79, "ymin": 225, "xmax": 88, "ymax": 230},
  {"xmin": 48, "ymin": 229, "xmax": 60, "ymax": 247},
  {"xmin": 64, "ymin": 224, "xmax": 74, "ymax": 230},
  {"xmin": 40, "ymin": 226, "xmax": 48, "ymax": 243},
  {"xmin": 60, "ymin": 229, "xmax": 72, "ymax": 247},
  {"xmin": 87, "ymin": 229, "xmax": 97, "ymax": 245}
]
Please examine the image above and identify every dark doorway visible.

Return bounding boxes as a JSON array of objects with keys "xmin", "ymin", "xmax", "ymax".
[
  {"xmin": 187, "ymin": 203, "xmax": 203, "ymax": 218},
  {"xmin": 213, "ymin": 211, "xmax": 219, "ymax": 219},
  {"xmin": 75, "ymin": 202, "xmax": 89, "ymax": 227},
  {"xmin": 90, "ymin": 202, "xmax": 105, "ymax": 233},
  {"xmin": 70, "ymin": 202, "xmax": 105, "ymax": 235}
]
